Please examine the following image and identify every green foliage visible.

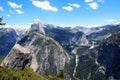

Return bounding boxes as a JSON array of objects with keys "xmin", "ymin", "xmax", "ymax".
[
  {"xmin": 73, "ymin": 77, "xmax": 79, "ymax": 80},
  {"xmin": 57, "ymin": 70, "xmax": 64, "ymax": 78},
  {"xmin": 65, "ymin": 57, "xmax": 75, "ymax": 78},
  {"xmin": 44, "ymin": 68, "xmax": 50, "ymax": 76},
  {"xmin": 44, "ymin": 39, "xmax": 55, "ymax": 45},
  {"xmin": 91, "ymin": 73, "xmax": 106, "ymax": 80},
  {"xmin": 32, "ymin": 37, "xmax": 55, "ymax": 46},
  {"xmin": 0, "ymin": 17, "xmax": 6, "ymax": 25},
  {"xmin": 66, "ymin": 46, "xmax": 106, "ymax": 80},
  {"xmin": 0, "ymin": 58, "xmax": 3, "ymax": 64},
  {"xmin": 32, "ymin": 38, "xmax": 44, "ymax": 45},
  {"xmin": 0, "ymin": 67, "xmax": 61, "ymax": 80},
  {"xmin": 76, "ymin": 58, "xmax": 97, "ymax": 79},
  {"xmin": 108, "ymin": 32, "xmax": 120, "ymax": 45}
]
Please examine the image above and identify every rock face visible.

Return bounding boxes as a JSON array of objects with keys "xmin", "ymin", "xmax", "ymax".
[
  {"xmin": 0, "ymin": 28, "xmax": 17, "ymax": 57},
  {"xmin": 1, "ymin": 22, "xmax": 120, "ymax": 80},
  {"xmin": 1, "ymin": 44, "xmax": 30, "ymax": 69},
  {"xmin": 1, "ymin": 22, "xmax": 70, "ymax": 76},
  {"xmin": 75, "ymin": 26, "xmax": 104, "ymax": 35},
  {"xmin": 80, "ymin": 34, "xmax": 89, "ymax": 46},
  {"xmin": 87, "ymin": 24, "xmax": 120, "ymax": 41},
  {"xmin": 66, "ymin": 46, "xmax": 106, "ymax": 80},
  {"xmin": 97, "ymin": 33, "xmax": 120, "ymax": 80},
  {"xmin": 31, "ymin": 19, "xmax": 45, "ymax": 34},
  {"xmin": 18, "ymin": 30, "xmax": 70, "ymax": 75},
  {"xmin": 44, "ymin": 26, "xmax": 89, "ymax": 51}
]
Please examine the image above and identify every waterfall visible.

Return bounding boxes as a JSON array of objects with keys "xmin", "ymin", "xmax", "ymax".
[
  {"xmin": 72, "ymin": 48, "xmax": 79, "ymax": 77},
  {"xmin": 89, "ymin": 41, "xmax": 95, "ymax": 49},
  {"xmin": 73, "ymin": 54, "xmax": 79, "ymax": 77}
]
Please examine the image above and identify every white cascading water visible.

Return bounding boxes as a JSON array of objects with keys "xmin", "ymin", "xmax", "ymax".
[
  {"xmin": 89, "ymin": 41, "xmax": 95, "ymax": 49},
  {"xmin": 73, "ymin": 54, "xmax": 79, "ymax": 77},
  {"xmin": 72, "ymin": 48, "xmax": 79, "ymax": 77}
]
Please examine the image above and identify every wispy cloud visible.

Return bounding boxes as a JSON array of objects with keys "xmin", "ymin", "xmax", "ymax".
[
  {"xmin": 62, "ymin": 3, "xmax": 80, "ymax": 11},
  {"xmin": 32, "ymin": 0, "xmax": 58, "ymax": 11},
  {"xmin": 62, "ymin": 6, "xmax": 73, "ymax": 11},
  {"xmin": 85, "ymin": 0, "xmax": 94, "ymax": 3},
  {"xmin": 16, "ymin": 9, "xmax": 24, "ymax": 14},
  {"xmin": 114, "ymin": 22, "xmax": 120, "ymax": 25},
  {"xmin": 104, "ymin": 19, "xmax": 120, "ymax": 25},
  {"xmin": 6, "ymin": 14, "xmax": 11, "ymax": 17},
  {"xmin": 88, "ymin": 2, "xmax": 98, "ymax": 10},
  {"xmin": 104, "ymin": 19, "xmax": 115, "ymax": 22},
  {"xmin": 86, "ymin": 24, "xmax": 102, "ymax": 28},
  {"xmin": 0, "ymin": 6, "xmax": 4, "ymax": 11},
  {"xmin": 97, "ymin": 0, "xmax": 104, "ymax": 3},
  {"xmin": 7, "ymin": 1, "xmax": 22, "ymax": 9},
  {"xmin": 7, "ymin": 1, "xmax": 24, "ymax": 15},
  {"xmin": 5, "ymin": 24, "xmax": 30, "ymax": 31},
  {"xmin": 68, "ymin": 3, "xmax": 80, "ymax": 8}
]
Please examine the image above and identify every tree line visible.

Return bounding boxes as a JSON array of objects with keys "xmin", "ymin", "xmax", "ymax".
[{"xmin": 0, "ymin": 17, "xmax": 6, "ymax": 25}]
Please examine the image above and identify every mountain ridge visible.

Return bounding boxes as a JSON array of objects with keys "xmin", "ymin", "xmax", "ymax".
[{"xmin": 1, "ymin": 21, "xmax": 120, "ymax": 80}]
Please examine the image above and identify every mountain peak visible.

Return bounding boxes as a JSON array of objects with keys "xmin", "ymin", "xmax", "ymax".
[
  {"xmin": 31, "ymin": 19, "xmax": 45, "ymax": 34},
  {"xmin": 33, "ymin": 19, "xmax": 44, "ymax": 26}
]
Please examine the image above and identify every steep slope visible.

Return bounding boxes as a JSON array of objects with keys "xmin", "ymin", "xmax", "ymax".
[
  {"xmin": 88, "ymin": 24, "xmax": 120, "ymax": 41},
  {"xmin": 18, "ymin": 31, "xmax": 70, "ymax": 75},
  {"xmin": 65, "ymin": 24, "xmax": 120, "ymax": 79},
  {"xmin": 15, "ymin": 27, "xmax": 29, "ymax": 40},
  {"xmin": 1, "ymin": 20, "xmax": 70, "ymax": 78},
  {"xmin": 2, "ymin": 22, "xmax": 120, "ymax": 80},
  {"xmin": 44, "ymin": 25, "xmax": 89, "ymax": 52},
  {"xmin": 1, "ymin": 44, "xmax": 30, "ymax": 69},
  {"xmin": 31, "ymin": 19, "xmax": 45, "ymax": 34},
  {"xmin": 0, "ymin": 28, "xmax": 17, "ymax": 57},
  {"xmin": 65, "ymin": 46, "xmax": 106, "ymax": 80},
  {"xmin": 75, "ymin": 26, "xmax": 104, "ymax": 35},
  {"xmin": 0, "ymin": 66, "xmax": 61, "ymax": 80},
  {"xmin": 97, "ymin": 33, "xmax": 120, "ymax": 80}
]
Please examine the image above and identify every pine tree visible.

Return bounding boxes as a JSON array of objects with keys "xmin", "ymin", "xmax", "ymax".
[{"xmin": 0, "ymin": 17, "xmax": 6, "ymax": 25}]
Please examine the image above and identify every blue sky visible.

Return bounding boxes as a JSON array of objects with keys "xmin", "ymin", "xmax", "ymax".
[{"xmin": 0, "ymin": 0, "xmax": 120, "ymax": 28}]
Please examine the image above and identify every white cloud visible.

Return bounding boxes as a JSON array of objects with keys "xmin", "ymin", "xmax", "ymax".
[
  {"xmin": 7, "ymin": 1, "xmax": 22, "ymax": 9},
  {"xmin": 11, "ymin": 24, "xmax": 30, "ymax": 29},
  {"xmin": 85, "ymin": 0, "xmax": 94, "ymax": 2},
  {"xmin": 0, "ymin": 6, "xmax": 4, "ymax": 11},
  {"xmin": 114, "ymin": 22, "xmax": 120, "ymax": 25},
  {"xmin": 56, "ymin": 24, "xmax": 102, "ymax": 28},
  {"xmin": 62, "ymin": 3, "xmax": 80, "ymax": 11},
  {"xmin": 4, "ymin": 24, "xmax": 30, "ymax": 35},
  {"xmin": 32, "ymin": 0, "xmax": 58, "ymax": 11},
  {"xmin": 104, "ymin": 19, "xmax": 115, "ymax": 22},
  {"xmin": 16, "ymin": 9, "xmax": 24, "ymax": 14},
  {"xmin": 4, "ymin": 24, "xmax": 30, "ymax": 29},
  {"xmin": 6, "ymin": 14, "xmax": 11, "ymax": 17},
  {"xmin": 97, "ymin": 0, "xmax": 104, "ymax": 3},
  {"xmin": 68, "ymin": 3, "xmax": 80, "ymax": 8},
  {"xmin": 104, "ymin": 19, "xmax": 120, "ymax": 25},
  {"xmin": 88, "ymin": 2, "xmax": 98, "ymax": 10},
  {"xmin": 86, "ymin": 24, "xmax": 102, "ymax": 28},
  {"xmin": 62, "ymin": 6, "xmax": 73, "ymax": 11}
]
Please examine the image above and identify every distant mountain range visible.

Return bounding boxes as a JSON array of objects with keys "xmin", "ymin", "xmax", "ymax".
[
  {"xmin": 0, "ymin": 28, "xmax": 17, "ymax": 57},
  {"xmin": 1, "ymin": 21, "xmax": 120, "ymax": 80}
]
